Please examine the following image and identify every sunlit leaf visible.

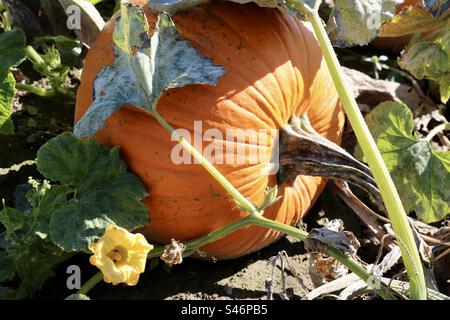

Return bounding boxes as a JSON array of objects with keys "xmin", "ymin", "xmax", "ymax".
[
  {"xmin": 355, "ymin": 102, "xmax": 450, "ymax": 223},
  {"xmin": 74, "ymin": 6, "xmax": 224, "ymax": 137},
  {"xmin": 327, "ymin": 0, "xmax": 403, "ymax": 47}
]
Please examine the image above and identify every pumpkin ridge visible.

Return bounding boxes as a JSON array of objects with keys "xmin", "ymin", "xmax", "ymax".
[
  {"xmin": 192, "ymin": 4, "xmax": 292, "ymax": 127},
  {"xmin": 214, "ymin": 97, "xmax": 274, "ymax": 129},
  {"xmin": 262, "ymin": 13, "xmax": 304, "ymax": 123}
]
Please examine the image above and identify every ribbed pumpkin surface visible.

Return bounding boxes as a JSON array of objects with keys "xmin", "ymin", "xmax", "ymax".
[{"xmin": 75, "ymin": 1, "xmax": 345, "ymax": 259}]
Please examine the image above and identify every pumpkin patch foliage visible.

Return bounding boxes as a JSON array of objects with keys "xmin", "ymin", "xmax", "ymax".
[
  {"xmin": 0, "ymin": 133, "xmax": 149, "ymax": 298},
  {"xmin": 74, "ymin": 5, "xmax": 224, "ymax": 137},
  {"xmin": 355, "ymin": 102, "xmax": 450, "ymax": 223},
  {"xmin": 1, "ymin": 0, "xmax": 450, "ymax": 301}
]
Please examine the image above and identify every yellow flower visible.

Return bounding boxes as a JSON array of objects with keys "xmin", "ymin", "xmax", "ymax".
[{"xmin": 88, "ymin": 225, "xmax": 153, "ymax": 286}]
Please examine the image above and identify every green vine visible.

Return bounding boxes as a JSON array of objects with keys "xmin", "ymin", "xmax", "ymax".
[{"xmin": 285, "ymin": 0, "xmax": 427, "ymax": 300}]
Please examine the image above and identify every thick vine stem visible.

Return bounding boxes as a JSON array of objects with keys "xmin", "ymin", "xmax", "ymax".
[
  {"xmin": 286, "ymin": 0, "xmax": 427, "ymax": 299},
  {"xmin": 78, "ymin": 213, "xmax": 397, "ymax": 300},
  {"xmin": 279, "ymin": 115, "xmax": 383, "ymax": 208}
]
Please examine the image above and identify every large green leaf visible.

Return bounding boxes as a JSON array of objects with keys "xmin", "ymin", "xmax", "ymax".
[
  {"xmin": 326, "ymin": 0, "xmax": 403, "ymax": 47},
  {"xmin": 399, "ymin": 27, "xmax": 450, "ymax": 103},
  {"xmin": 37, "ymin": 132, "xmax": 149, "ymax": 252},
  {"xmin": 74, "ymin": 6, "xmax": 225, "ymax": 137},
  {"xmin": 0, "ymin": 73, "xmax": 16, "ymax": 135},
  {"xmin": 0, "ymin": 28, "xmax": 27, "ymax": 77},
  {"xmin": 0, "ymin": 208, "xmax": 28, "ymax": 239},
  {"xmin": 0, "ymin": 252, "xmax": 15, "ymax": 283},
  {"xmin": 355, "ymin": 102, "xmax": 450, "ymax": 223},
  {"xmin": 0, "ymin": 28, "xmax": 27, "ymax": 135},
  {"xmin": 8, "ymin": 240, "xmax": 69, "ymax": 299}
]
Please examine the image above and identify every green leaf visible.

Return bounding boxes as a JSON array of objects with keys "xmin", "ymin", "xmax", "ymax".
[
  {"xmin": 355, "ymin": 102, "xmax": 450, "ymax": 223},
  {"xmin": 74, "ymin": 7, "xmax": 225, "ymax": 137},
  {"xmin": 0, "ymin": 28, "xmax": 27, "ymax": 77},
  {"xmin": 12, "ymin": 240, "xmax": 69, "ymax": 299},
  {"xmin": 27, "ymin": 182, "xmax": 72, "ymax": 239},
  {"xmin": 37, "ymin": 132, "xmax": 149, "ymax": 252},
  {"xmin": 0, "ymin": 72, "xmax": 16, "ymax": 135},
  {"xmin": 0, "ymin": 252, "xmax": 15, "ymax": 283},
  {"xmin": 326, "ymin": 0, "xmax": 403, "ymax": 47},
  {"xmin": 0, "ymin": 208, "xmax": 28, "ymax": 239},
  {"xmin": 398, "ymin": 27, "xmax": 450, "ymax": 103}
]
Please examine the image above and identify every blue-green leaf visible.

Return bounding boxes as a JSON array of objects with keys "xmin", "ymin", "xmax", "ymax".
[
  {"xmin": 74, "ymin": 6, "xmax": 225, "ymax": 137},
  {"xmin": 0, "ymin": 28, "xmax": 27, "ymax": 77}
]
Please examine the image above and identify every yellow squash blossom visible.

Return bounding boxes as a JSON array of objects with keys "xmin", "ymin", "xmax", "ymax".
[{"xmin": 89, "ymin": 225, "xmax": 153, "ymax": 286}]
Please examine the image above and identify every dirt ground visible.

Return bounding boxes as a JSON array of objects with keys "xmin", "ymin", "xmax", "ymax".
[{"xmin": 30, "ymin": 188, "xmax": 373, "ymax": 300}]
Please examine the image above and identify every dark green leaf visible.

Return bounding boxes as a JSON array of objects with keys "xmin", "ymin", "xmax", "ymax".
[
  {"xmin": 0, "ymin": 252, "xmax": 15, "ymax": 283},
  {"xmin": 37, "ymin": 132, "xmax": 149, "ymax": 252},
  {"xmin": 12, "ymin": 240, "xmax": 69, "ymax": 299},
  {"xmin": 0, "ymin": 208, "xmax": 28, "ymax": 239},
  {"xmin": 0, "ymin": 72, "xmax": 16, "ymax": 135},
  {"xmin": 355, "ymin": 101, "xmax": 450, "ymax": 223},
  {"xmin": 0, "ymin": 28, "xmax": 27, "ymax": 76},
  {"xmin": 74, "ymin": 7, "xmax": 225, "ymax": 136}
]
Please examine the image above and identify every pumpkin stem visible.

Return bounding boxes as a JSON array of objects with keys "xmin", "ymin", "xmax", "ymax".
[{"xmin": 279, "ymin": 114, "xmax": 384, "ymax": 209}]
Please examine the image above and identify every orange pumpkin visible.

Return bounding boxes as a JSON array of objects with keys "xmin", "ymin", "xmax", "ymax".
[{"xmin": 75, "ymin": 1, "xmax": 345, "ymax": 259}]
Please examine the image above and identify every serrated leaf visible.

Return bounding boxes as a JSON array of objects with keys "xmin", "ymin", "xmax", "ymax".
[
  {"xmin": 0, "ymin": 208, "xmax": 28, "ymax": 239},
  {"xmin": 113, "ymin": 4, "xmax": 149, "ymax": 55},
  {"xmin": 355, "ymin": 102, "xmax": 450, "ymax": 223},
  {"xmin": 0, "ymin": 73, "xmax": 16, "ymax": 135},
  {"xmin": 74, "ymin": 7, "xmax": 225, "ymax": 137},
  {"xmin": 12, "ymin": 240, "xmax": 69, "ymax": 299},
  {"xmin": 0, "ymin": 28, "xmax": 27, "ymax": 76},
  {"xmin": 398, "ymin": 28, "xmax": 450, "ymax": 103},
  {"xmin": 36, "ymin": 132, "xmax": 149, "ymax": 252},
  {"xmin": 327, "ymin": 0, "xmax": 403, "ymax": 47},
  {"xmin": 29, "ymin": 184, "xmax": 72, "ymax": 239}
]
